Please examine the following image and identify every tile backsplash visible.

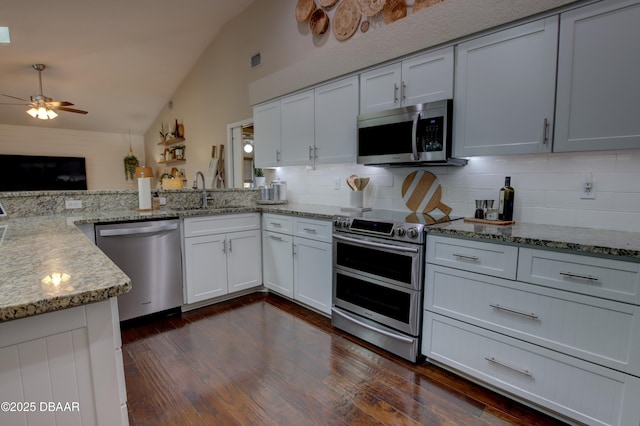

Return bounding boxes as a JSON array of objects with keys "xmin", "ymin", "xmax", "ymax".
[{"xmin": 273, "ymin": 149, "xmax": 640, "ymax": 232}]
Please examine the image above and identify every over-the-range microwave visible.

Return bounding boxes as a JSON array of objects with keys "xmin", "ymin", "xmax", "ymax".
[{"xmin": 357, "ymin": 99, "xmax": 466, "ymax": 166}]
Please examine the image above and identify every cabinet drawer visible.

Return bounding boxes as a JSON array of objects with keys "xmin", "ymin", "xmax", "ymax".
[
  {"xmin": 423, "ymin": 313, "xmax": 640, "ymax": 426},
  {"xmin": 262, "ymin": 213, "xmax": 293, "ymax": 234},
  {"xmin": 293, "ymin": 217, "xmax": 332, "ymax": 243},
  {"xmin": 426, "ymin": 235, "xmax": 518, "ymax": 279},
  {"xmin": 184, "ymin": 213, "xmax": 260, "ymax": 238},
  {"xmin": 518, "ymin": 248, "xmax": 640, "ymax": 304},
  {"xmin": 426, "ymin": 264, "xmax": 640, "ymax": 375}
]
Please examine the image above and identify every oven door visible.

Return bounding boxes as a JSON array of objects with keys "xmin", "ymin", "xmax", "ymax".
[
  {"xmin": 333, "ymin": 268, "xmax": 421, "ymax": 336},
  {"xmin": 333, "ymin": 233, "xmax": 423, "ymax": 290}
]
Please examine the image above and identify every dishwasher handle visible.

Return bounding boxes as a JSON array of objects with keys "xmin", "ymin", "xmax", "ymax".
[{"xmin": 98, "ymin": 223, "xmax": 178, "ymax": 237}]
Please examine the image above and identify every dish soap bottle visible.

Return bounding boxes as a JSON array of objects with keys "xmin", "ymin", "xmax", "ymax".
[{"xmin": 498, "ymin": 176, "xmax": 515, "ymax": 221}]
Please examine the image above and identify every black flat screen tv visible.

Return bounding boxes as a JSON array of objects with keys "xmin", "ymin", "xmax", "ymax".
[{"xmin": 0, "ymin": 154, "xmax": 87, "ymax": 191}]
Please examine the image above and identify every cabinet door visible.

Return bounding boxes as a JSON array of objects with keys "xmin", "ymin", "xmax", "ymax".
[
  {"xmin": 554, "ymin": 0, "xmax": 640, "ymax": 152},
  {"xmin": 293, "ymin": 237, "xmax": 332, "ymax": 315},
  {"xmin": 253, "ymin": 100, "xmax": 281, "ymax": 168},
  {"xmin": 401, "ymin": 47, "xmax": 454, "ymax": 107},
  {"xmin": 360, "ymin": 63, "xmax": 402, "ymax": 114},
  {"xmin": 281, "ymin": 90, "xmax": 315, "ymax": 167},
  {"xmin": 184, "ymin": 234, "xmax": 227, "ymax": 303},
  {"xmin": 314, "ymin": 76, "xmax": 359, "ymax": 165},
  {"xmin": 262, "ymin": 231, "xmax": 294, "ymax": 297},
  {"xmin": 227, "ymin": 230, "xmax": 262, "ymax": 293},
  {"xmin": 454, "ymin": 17, "xmax": 558, "ymax": 157}
]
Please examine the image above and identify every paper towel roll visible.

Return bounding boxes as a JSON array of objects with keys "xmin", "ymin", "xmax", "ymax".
[{"xmin": 138, "ymin": 178, "xmax": 152, "ymax": 210}]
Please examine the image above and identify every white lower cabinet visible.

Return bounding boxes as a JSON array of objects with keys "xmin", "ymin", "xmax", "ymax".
[
  {"xmin": 423, "ymin": 235, "xmax": 640, "ymax": 426},
  {"xmin": 0, "ymin": 298, "xmax": 128, "ymax": 426},
  {"xmin": 183, "ymin": 214, "xmax": 262, "ymax": 305},
  {"xmin": 262, "ymin": 214, "xmax": 332, "ymax": 315},
  {"xmin": 424, "ymin": 313, "xmax": 640, "ymax": 426},
  {"xmin": 262, "ymin": 230, "xmax": 294, "ymax": 297},
  {"xmin": 293, "ymin": 235, "xmax": 332, "ymax": 315}
]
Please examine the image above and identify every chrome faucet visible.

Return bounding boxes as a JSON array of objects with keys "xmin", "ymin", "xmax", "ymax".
[{"xmin": 192, "ymin": 171, "xmax": 207, "ymax": 208}]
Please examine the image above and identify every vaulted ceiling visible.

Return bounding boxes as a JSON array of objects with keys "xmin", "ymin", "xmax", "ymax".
[{"xmin": 0, "ymin": 0, "xmax": 255, "ymax": 135}]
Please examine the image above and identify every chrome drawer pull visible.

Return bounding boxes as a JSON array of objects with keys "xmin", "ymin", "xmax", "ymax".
[
  {"xmin": 452, "ymin": 253, "xmax": 479, "ymax": 261},
  {"xmin": 559, "ymin": 271, "xmax": 600, "ymax": 282},
  {"xmin": 490, "ymin": 304, "xmax": 538, "ymax": 320},
  {"xmin": 303, "ymin": 228, "xmax": 317, "ymax": 233},
  {"xmin": 269, "ymin": 235, "xmax": 283, "ymax": 241},
  {"xmin": 485, "ymin": 357, "xmax": 533, "ymax": 378},
  {"xmin": 270, "ymin": 222, "xmax": 282, "ymax": 227}
]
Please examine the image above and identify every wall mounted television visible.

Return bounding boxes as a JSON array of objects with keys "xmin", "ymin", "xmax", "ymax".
[{"xmin": 0, "ymin": 154, "xmax": 87, "ymax": 191}]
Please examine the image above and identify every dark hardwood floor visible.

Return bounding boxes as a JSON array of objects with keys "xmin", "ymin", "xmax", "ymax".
[{"xmin": 121, "ymin": 293, "xmax": 568, "ymax": 425}]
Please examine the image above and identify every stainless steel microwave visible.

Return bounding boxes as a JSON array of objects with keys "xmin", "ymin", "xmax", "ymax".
[{"xmin": 357, "ymin": 99, "xmax": 466, "ymax": 166}]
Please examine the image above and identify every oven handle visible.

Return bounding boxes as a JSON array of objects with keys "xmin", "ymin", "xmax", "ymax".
[
  {"xmin": 331, "ymin": 308, "xmax": 414, "ymax": 344},
  {"xmin": 333, "ymin": 234, "xmax": 419, "ymax": 253}
]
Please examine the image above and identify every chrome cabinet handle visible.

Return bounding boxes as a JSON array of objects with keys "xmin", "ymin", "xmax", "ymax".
[
  {"xmin": 222, "ymin": 240, "xmax": 226, "ymax": 254},
  {"xmin": 309, "ymin": 145, "xmax": 314, "ymax": 161},
  {"xmin": 490, "ymin": 304, "xmax": 539, "ymax": 320},
  {"xmin": 394, "ymin": 84, "xmax": 398, "ymax": 103},
  {"xmin": 452, "ymin": 252, "xmax": 479, "ymax": 261},
  {"xmin": 542, "ymin": 118, "xmax": 549, "ymax": 145},
  {"xmin": 303, "ymin": 228, "xmax": 317, "ymax": 233},
  {"xmin": 402, "ymin": 81, "xmax": 407, "ymax": 101},
  {"xmin": 270, "ymin": 222, "xmax": 282, "ymax": 227},
  {"xmin": 485, "ymin": 357, "xmax": 533, "ymax": 378},
  {"xmin": 411, "ymin": 112, "xmax": 420, "ymax": 161},
  {"xmin": 314, "ymin": 146, "xmax": 318, "ymax": 159},
  {"xmin": 269, "ymin": 235, "xmax": 283, "ymax": 241},
  {"xmin": 228, "ymin": 239, "xmax": 232, "ymax": 253},
  {"xmin": 276, "ymin": 149, "xmax": 281, "ymax": 162},
  {"xmin": 559, "ymin": 271, "xmax": 599, "ymax": 282}
]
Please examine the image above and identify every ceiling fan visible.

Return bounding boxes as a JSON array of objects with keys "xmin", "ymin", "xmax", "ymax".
[{"xmin": 0, "ymin": 64, "xmax": 88, "ymax": 119}]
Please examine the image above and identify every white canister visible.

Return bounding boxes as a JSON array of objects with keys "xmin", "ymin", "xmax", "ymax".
[{"xmin": 350, "ymin": 191, "xmax": 364, "ymax": 208}]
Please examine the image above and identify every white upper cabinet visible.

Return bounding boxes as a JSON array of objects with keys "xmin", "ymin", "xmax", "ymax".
[
  {"xmin": 253, "ymin": 100, "xmax": 281, "ymax": 168},
  {"xmin": 453, "ymin": 17, "xmax": 558, "ymax": 157},
  {"xmin": 401, "ymin": 48, "xmax": 454, "ymax": 107},
  {"xmin": 314, "ymin": 76, "xmax": 359, "ymax": 165},
  {"xmin": 554, "ymin": 0, "xmax": 640, "ymax": 152},
  {"xmin": 360, "ymin": 47, "xmax": 454, "ymax": 115},
  {"xmin": 280, "ymin": 90, "xmax": 315, "ymax": 167}
]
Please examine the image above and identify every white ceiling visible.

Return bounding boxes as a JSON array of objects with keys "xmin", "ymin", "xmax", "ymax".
[{"xmin": 0, "ymin": 0, "xmax": 255, "ymax": 135}]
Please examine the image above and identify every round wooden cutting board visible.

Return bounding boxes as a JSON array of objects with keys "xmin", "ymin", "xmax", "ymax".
[{"xmin": 401, "ymin": 171, "xmax": 452, "ymax": 215}]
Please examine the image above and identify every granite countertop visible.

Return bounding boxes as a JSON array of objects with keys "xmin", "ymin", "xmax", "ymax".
[
  {"xmin": 0, "ymin": 203, "xmax": 337, "ymax": 322},
  {"xmin": 3, "ymin": 203, "xmax": 639, "ymax": 322},
  {"xmin": 427, "ymin": 219, "xmax": 640, "ymax": 261}
]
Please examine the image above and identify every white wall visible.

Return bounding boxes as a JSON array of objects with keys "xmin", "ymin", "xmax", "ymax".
[
  {"xmin": 273, "ymin": 149, "xmax": 640, "ymax": 232},
  {"xmin": 0, "ymin": 124, "xmax": 145, "ymax": 190}
]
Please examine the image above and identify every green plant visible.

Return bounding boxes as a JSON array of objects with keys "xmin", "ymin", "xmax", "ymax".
[
  {"xmin": 123, "ymin": 149, "xmax": 139, "ymax": 181},
  {"xmin": 159, "ymin": 122, "xmax": 168, "ymax": 140},
  {"xmin": 254, "ymin": 167, "xmax": 264, "ymax": 177}
]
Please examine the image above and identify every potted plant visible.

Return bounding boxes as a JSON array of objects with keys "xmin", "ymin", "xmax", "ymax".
[
  {"xmin": 254, "ymin": 167, "xmax": 265, "ymax": 187},
  {"xmin": 159, "ymin": 122, "xmax": 169, "ymax": 142},
  {"xmin": 173, "ymin": 144, "xmax": 185, "ymax": 160}
]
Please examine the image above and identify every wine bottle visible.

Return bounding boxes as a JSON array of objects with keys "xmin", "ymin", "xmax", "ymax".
[{"xmin": 498, "ymin": 176, "xmax": 515, "ymax": 221}]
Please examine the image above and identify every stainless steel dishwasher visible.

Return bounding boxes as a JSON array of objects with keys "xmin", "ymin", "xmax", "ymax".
[{"xmin": 95, "ymin": 219, "xmax": 183, "ymax": 321}]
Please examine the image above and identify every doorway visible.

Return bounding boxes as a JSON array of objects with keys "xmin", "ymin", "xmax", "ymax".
[{"xmin": 226, "ymin": 118, "xmax": 255, "ymax": 189}]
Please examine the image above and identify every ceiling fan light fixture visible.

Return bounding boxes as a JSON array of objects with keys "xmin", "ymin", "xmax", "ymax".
[
  {"xmin": 46, "ymin": 109, "xmax": 58, "ymax": 119},
  {"xmin": 26, "ymin": 107, "xmax": 38, "ymax": 118}
]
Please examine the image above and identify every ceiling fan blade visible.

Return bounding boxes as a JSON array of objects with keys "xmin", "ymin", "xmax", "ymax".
[
  {"xmin": 47, "ymin": 101, "xmax": 74, "ymax": 107},
  {"xmin": 53, "ymin": 106, "xmax": 88, "ymax": 114},
  {"xmin": 1, "ymin": 94, "xmax": 30, "ymax": 102}
]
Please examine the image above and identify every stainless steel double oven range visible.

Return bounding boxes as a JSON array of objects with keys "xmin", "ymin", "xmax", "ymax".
[{"xmin": 332, "ymin": 210, "xmax": 458, "ymax": 362}]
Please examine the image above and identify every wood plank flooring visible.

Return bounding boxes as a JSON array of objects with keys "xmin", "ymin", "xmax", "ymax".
[{"xmin": 121, "ymin": 293, "xmax": 568, "ymax": 425}]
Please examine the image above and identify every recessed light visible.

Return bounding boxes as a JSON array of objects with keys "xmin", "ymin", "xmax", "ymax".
[{"xmin": 0, "ymin": 27, "xmax": 10, "ymax": 44}]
